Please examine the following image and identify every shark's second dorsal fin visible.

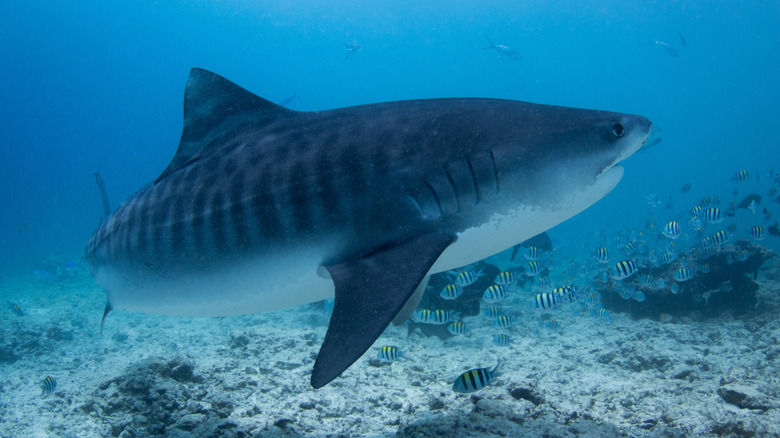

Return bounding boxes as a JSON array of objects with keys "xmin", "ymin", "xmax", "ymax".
[{"xmin": 156, "ymin": 68, "xmax": 294, "ymax": 182}]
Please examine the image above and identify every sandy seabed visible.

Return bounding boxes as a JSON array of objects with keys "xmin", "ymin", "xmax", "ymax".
[{"xmin": 2, "ymin": 259, "xmax": 779, "ymax": 438}]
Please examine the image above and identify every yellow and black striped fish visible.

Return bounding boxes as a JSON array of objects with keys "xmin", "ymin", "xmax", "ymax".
[
  {"xmin": 750, "ymin": 225, "xmax": 765, "ymax": 241},
  {"xmin": 704, "ymin": 207, "xmax": 723, "ymax": 224},
  {"xmin": 610, "ymin": 260, "xmax": 640, "ymax": 280},
  {"xmin": 711, "ymin": 230, "xmax": 729, "ymax": 245},
  {"xmin": 10, "ymin": 303, "xmax": 23, "ymax": 316},
  {"xmin": 493, "ymin": 315, "xmax": 514, "ymax": 328},
  {"xmin": 493, "ymin": 271, "xmax": 516, "ymax": 286},
  {"xmin": 377, "ymin": 345, "xmax": 404, "ymax": 362},
  {"xmin": 482, "ymin": 285, "xmax": 508, "ymax": 303},
  {"xmin": 447, "ymin": 322, "xmax": 470, "ymax": 335},
  {"xmin": 483, "ymin": 307, "xmax": 504, "ymax": 318},
  {"xmin": 731, "ymin": 170, "xmax": 750, "ymax": 182},
  {"xmin": 452, "ymin": 364, "xmax": 500, "ymax": 393},
  {"xmin": 440, "ymin": 284, "xmax": 464, "ymax": 300},
  {"xmin": 41, "ymin": 376, "xmax": 57, "ymax": 395},
  {"xmin": 531, "ymin": 292, "xmax": 560, "ymax": 310},
  {"xmin": 662, "ymin": 221, "xmax": 681, "ymax": 239}
]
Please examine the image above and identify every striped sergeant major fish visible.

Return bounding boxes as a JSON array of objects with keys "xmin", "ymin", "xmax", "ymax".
[
  {"xmin": 537, "ymin": 319, "xmax": 561, "ymax": 333},
  {"xmin": 524, "ymin": 260, "xmax": 549, "ymax": 276},
  {"xmin": 531, "ymin": 292, "xmax": 560, "ymax": 310},
  {"xmin": 673, "ymin": 267, "xmax": 695, "ymax": 282},
  {"xmin": 447, "ymin": 322, "xmax": 470, "ymax": 335},
  {"xmin": 493, "ymin": 315, "xmax": 514, "ymax": 328},
  {"xmin": 731, "ymin": 170, "xmax": 750, "ymax": 182},
  {"xmin": 711, "ymin": 230, "xmax": 730, "ymax": 246},
  {"xmin": 750, "ymin": 225, "xmax": 765, "ymax": 241},
  {"xmin": 411, "ymin": 309, "xmax": 460, "ymax": 324},
  {"xmin": 493, "ymin": 271, "xmax": 517, "ymax": 286},
  {"xmin": 10, "ymin": 303, "xmax": 23, "ymax": 316},
  {"xmin": 492, "ymin": 334, "xmax": 510, "ymax": 346},
  {"xmin": 552, "ymin": 285, "xmax": 578, "ymax": 303},
  {"xmin": 440, "ymin": 284, "xmax": 464, "ymax": 300},
  {"xmin": 592, "ymin": 308, "xmax": 612, "ymax": 324},
  {"xmin": 725, "ymin": 201, "xmax": 738, "ymax": 217},
  {"xmin": 662, "ymin": 221, "xmax": 681, "ymax": 239},
  {"xmin": 453, "ymin": 363, "xmax": 500, "ymax": 393},
  {"xmin": 41, "ymin": 376, "xmax": 57, "ymax": 395},
  {"xmin": 661, "ymin": 251, "xmax": 677, "ymax": 264},
  {"xmin": 450, "ymin": 268, "xmax": 485, "ymax": 287},
  {"xmin": 377, "ymin": 346, "xmax": 404, "ymax": 362},
  {"xmin": 482, "ymin": 285, "xmax": 508, "ymax": 303},
  {"xmin": 594, "ymin": 247, "xmax": 609, "ymax": 264},
  {"xmin": 620, "ymin": 241, "xmax": 641, "ymax": 257},
  {"xmin": 704, "ymin": 207, "xmax": 724, "ymax": 224},
  {"xmin": 610, "ymin": 260, "xmax": 641, "ymax": 281},
  {"xmin": 522, "ymin": 246, "xmax": 543, "ymax": 260},
  {"xmin": 483, "ymin": 307, "xmax": 504, "ymax": 318},
  {"xmin": 82, "ymin": 68, "xmax": 651, "ymax": 389}
]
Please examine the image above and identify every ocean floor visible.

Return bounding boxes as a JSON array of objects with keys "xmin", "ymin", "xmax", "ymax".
[{"xmin": 2, "ymin": 257, "xmax": 780, "ymax": 438}]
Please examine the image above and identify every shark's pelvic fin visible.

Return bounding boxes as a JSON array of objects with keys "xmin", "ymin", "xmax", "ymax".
[
  {"xmin": 100, "ymin": 302, "xmax": 113, "ymax": 334},
  {"xmin": 312, "ymin": 232, "xmax": 457, "ymax": 388}
]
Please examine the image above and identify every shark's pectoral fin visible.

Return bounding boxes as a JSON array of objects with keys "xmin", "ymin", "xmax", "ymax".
[{"xmin": 311, "ymin": 232, "xmax": 457, "ymax": 388}]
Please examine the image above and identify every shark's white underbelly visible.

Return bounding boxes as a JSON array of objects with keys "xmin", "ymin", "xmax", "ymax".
[
  {"xmin": 99, "ymin": 166, "xmax": 623, "ymax": 318},
  {"xmin": 431, "ymin": 165, "xmax": 624, "ymax": 272}
]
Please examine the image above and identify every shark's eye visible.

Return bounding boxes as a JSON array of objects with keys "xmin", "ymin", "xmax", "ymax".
[{"xmin": 612, "ymin": 123, "xmax": 625, "ymax": 138}]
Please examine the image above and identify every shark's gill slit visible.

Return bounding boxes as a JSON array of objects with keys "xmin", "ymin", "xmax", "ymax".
[
  {"xmin": 420, "ymin": 178, "xmax": 443, "ymax": 218},
  {"xmin": 442, "ymin": 167, "xmax": 461, "ymax": 212},
  {"xmin": 465, "ymin": 157, "xmax": 481, "ymax": 205},
  {"xmin": 488, "ymin": 148, "xmax": 500, "ymax": 194}
]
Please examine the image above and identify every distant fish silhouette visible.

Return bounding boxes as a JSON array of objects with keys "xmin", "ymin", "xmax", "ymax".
[
  {"xmin": 18, "ymin": 217, "xmax": 30, "ymax": 235},
  {"xmin": 482, "ymin": 35, "xmax": 522, "ymax": 60},
  {"xmin": 344, "ymin": 40, "xmax": 361, "ymax": 60},
  {"xmin": 738, "ymin": 193, "xmax": 761, "ymax": 210},
  {"xmin": 280, "ymin": 91, "xmax": 299, "ymax": 107},
  {"xmin": 769, "ymin": 221, "xmax": 780, "ymax": 237},
  {"xmin": 651, "ymin": 40, "xmax": 679, "ymax": 57},
  {"xmin": 678, "ymin": 31, "xmax": 687, "ymax": 48},
  {"xmin": 33, "ymin": 269, "xmax": 62, "ymax": 287}
]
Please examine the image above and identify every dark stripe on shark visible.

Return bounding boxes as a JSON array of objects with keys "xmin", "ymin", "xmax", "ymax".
[
  {"xmin": 289, "ymin": 161, "xmax": 314, "ymax": 233},
  {"xmin": 171, "ymin": 196, "xmax": 186, "ymax": 256},
  {"xmin": 192, "ymin": 191, "xmax": 207, "ymax": 254},
  {"xmin": 210, "ymin": 191, "xmax": 228, "ymax": 253},
  {"xmin": 229, "ymin": 171, "xmax": 251, "ymax": 250}
]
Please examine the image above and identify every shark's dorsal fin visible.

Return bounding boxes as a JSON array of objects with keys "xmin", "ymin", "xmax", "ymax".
[
  {"xmin": 156, "ymin": 68, "xmax": 294, "ymax": 182},
  {"xmin": 312, "ymin": 232, "xmax": 457, "ymax": 388}
]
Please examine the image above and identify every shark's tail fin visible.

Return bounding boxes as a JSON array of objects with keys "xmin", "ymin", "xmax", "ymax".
[{"xmin": 93, "ymin": 172, "xmax": 110, "ymax": 217}]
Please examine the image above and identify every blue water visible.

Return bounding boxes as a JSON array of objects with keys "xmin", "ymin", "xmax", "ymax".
[{"xmin": 1, "ymin": 1, "xmax": 778, "ymax": 277}]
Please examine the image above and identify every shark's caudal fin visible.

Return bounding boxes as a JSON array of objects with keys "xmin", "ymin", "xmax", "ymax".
[
  {"xmin": 156, "ymin": 68, "xmax": 295, "ymax": 182},
  {"xmin": 312, "ymin": 232, "xmax": 457, "ymax": 388}
]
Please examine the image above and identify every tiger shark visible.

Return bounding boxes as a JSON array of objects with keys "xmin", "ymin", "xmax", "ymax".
[{"xmin": 84, "ymin": 68, "xmax": 651, "ymax": 388}]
